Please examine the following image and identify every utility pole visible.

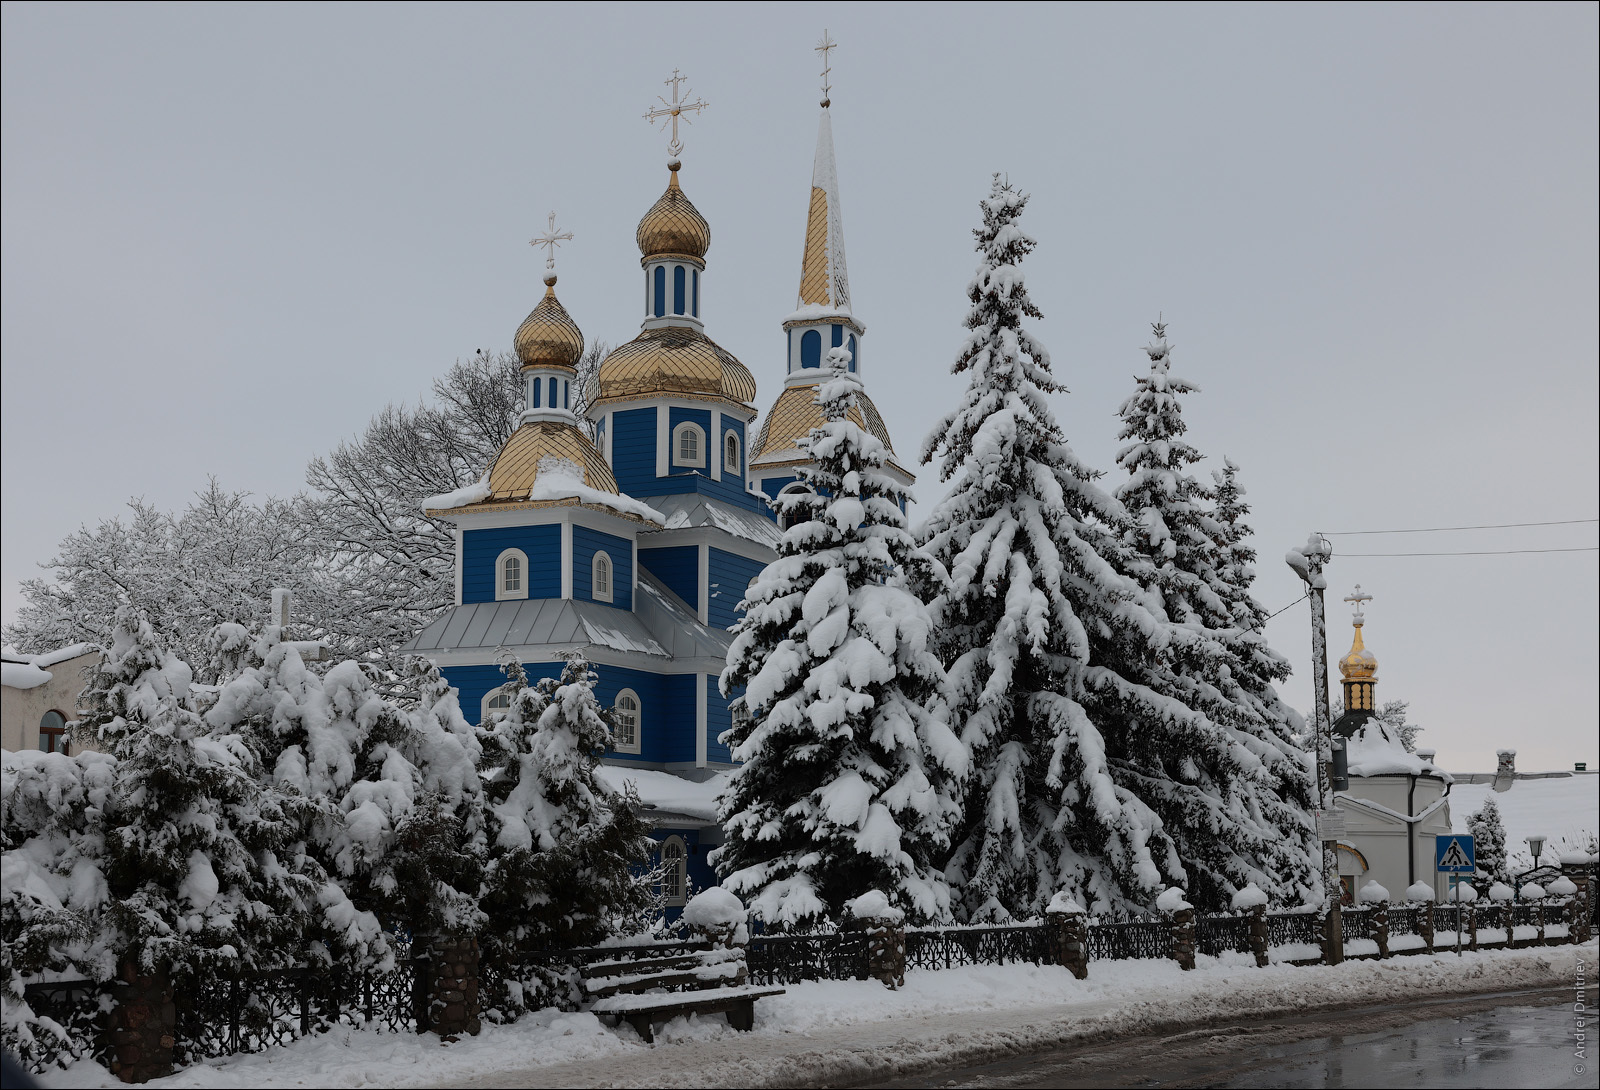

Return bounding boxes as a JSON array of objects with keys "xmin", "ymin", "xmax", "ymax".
[{"xmin": 1286, "ymin": 533, "xmax": 1343, "ymax": 963}]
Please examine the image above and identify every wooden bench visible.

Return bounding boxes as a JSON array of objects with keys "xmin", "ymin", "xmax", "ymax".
[{"xmin": 580, "ymin": 943, "xmax": 784, "ymax": 1043}]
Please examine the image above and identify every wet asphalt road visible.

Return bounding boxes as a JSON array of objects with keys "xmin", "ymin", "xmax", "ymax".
[{"xmin": 866, "ymin": 987, "xmax": 1591, "ymax": 1089}]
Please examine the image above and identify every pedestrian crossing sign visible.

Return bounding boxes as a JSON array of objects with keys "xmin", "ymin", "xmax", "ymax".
[{"xmin": 1435, "ymin": 834, "xmax": 1475, "ymax": 873}]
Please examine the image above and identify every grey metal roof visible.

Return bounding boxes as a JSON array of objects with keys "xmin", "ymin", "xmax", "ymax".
[
  {"xmin": 649, "ymin": 494, "xmax": 782, "ymax": 550},
  {"xmin": 405, "ymin": 598, "xmax": 668, "ymax": 657},
  {"xmin": 633, "ymin": 570, "xmax": 734, "ymax": 660}
]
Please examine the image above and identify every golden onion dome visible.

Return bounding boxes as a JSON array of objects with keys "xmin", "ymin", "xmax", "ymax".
[
  {"xmin": 592, "ymin": 325, "xmax": 756, "ymax": 409},
  {"xmin": 1338, "ymin": 622, "xmax": 1378, "ymax": 681},
  {"xmin": 751, "ymin": 382, "xmax": 900, "ymax": 467},
  {"xmin": 482, "ymin": 420, "xmax": 619, "ymax": 504},
  {"xmin": 636, "ymin": 167, "xmax": 710, "ymax": 263},
  {"xmin": 514, "ymin": 274, "xmax": 585, "ymax": 371}
]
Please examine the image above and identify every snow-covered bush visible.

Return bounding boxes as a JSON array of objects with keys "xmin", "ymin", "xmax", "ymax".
[
  {"xmin": 717, "ymin": 365, "xmax": 964, "ymax": 929},
  {"xmin": 477, "ymin": 654, "xmax": 654, "ymax": 1015}
]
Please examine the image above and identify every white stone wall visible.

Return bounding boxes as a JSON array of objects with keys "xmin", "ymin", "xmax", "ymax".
[
  {"xmin": 1337, "ymin": 773, "xmax": 1455, "ymax": 900},
  {"xmin": 1, "ymin": 651, "xmax": 98, "ymax": 755}
]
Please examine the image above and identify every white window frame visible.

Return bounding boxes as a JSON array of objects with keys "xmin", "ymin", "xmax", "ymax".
[
  {"xmin": 660, "ymin": 835, "xmax": 688, "ymax": 907},
  {"xmin": 592, "ymin": 550, "xmax": 614, "ymax": 603},
  {"xmin": 481, "ymin": 689, "xmax": 512, "ymax": 722},
  {"xmin": 672, "ymin": 422, "xmax": 706, "ymax": 468},
  {"xmin": 723, "ymin": 430, "xmax": 740, "ymax": 474},
  {"xmin": 496, "ymin": 547, "xmax": 530, "ymax": 600},
  {"xmin": 613, "ymin": 687, "xmax": 642, "ymax": 755},
  {"xmin": 776, "ymin": 482, "xmax": 812, "ymax": 532}
]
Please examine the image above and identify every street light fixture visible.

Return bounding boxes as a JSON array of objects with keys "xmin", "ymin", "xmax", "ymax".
[{"xmin": 1526, "ymin": 835, "xmax": 1546, "ymax": 867}]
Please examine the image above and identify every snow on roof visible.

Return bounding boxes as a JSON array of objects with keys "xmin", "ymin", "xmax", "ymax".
[
  {"xmin": 596, "ymin": 764, "xmax": 729, "ymax": 824},
  {"xmin": 650, "ymin": 494, "xmax": 781, "ymax": 549},
  {"xmin": 2, "ymin": 661, "xmax": 53, "ymax": 690},
  {"xmin": 30, "ymin": 643, "xmax": 96, "ymax": 668},
  {"xmin": 1449, "ymin": 772, "xmax": 1598, "ymax": 863},
  {"xmin": 1345, "ymin": 719, "xmax": 1452, "ymax": 782}
]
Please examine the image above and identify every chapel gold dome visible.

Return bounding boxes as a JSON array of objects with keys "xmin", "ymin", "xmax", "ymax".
[
  {"xmin": 514, "ymin": 275, "xmax": 585, "ymax": 370},
  {"xmin": 753, "ymin": 382, "xmax": 898, "ymax": 464},
  {"xmin": 1338, "ymin": 625, "xmax": 1378, "ymax": 681},
  {"xmin": 593, "ymin": 326, "xmax": 756, "ymax": 408},
  {"xmin": 636, "ymin": 168, "xmax": 711, "ymax": 263},
  {"xmin": 483, "ymin": 420, "xmax": 619, "ymax": 503}
]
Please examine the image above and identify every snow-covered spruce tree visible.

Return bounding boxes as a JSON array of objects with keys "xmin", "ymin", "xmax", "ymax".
[
  {"xmin": 73, "ymin": 605, "xmax": 312, "ymax": 984},
  {"xmin": 917, "ymin": 177, "xmax": 1188, "ymax": 920},
  {"xmin": 201, "ymin": 622, "xmax": 390, "ymax": 967},
  {"xmin": 1467, "ymin": 796, "xmax": 1508, "ymax": 883},
  {"xmin": 477, "ymin": 654, "xmax": 654, "ymax": 1013},
  {"xmin": 1, "ymin": 748, "xmax": 115, "ymax": 1070},
  {"xmin": 716, "ymin": 361, "xmax": 966, "ymax": 928},
  {"xmin": 1107, "ymin": 326, "xmax": 1318, "ymax": 910}
]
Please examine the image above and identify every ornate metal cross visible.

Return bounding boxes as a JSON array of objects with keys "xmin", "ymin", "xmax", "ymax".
[
  {"xmin": 530, "ymin": 211, "xmax": 573, "ymax": 270},
  {"xmin": 644, "ymin": 68, "xmax": 709, "ymax": 159},
  {"xmin": 816, "ymin": 30, "xmax": 836, "ymax": 104},
  {"xmin": 1343, "ymin": 584, "xmax": 1372, "ymax": 617}
]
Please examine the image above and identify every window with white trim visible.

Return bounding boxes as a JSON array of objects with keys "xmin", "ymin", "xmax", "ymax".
[
  {"xmin": 724, "ymin": 430, "xmax": 740, "ymax": 474},
  {"xmin": 481, "ymin": 689, "xmax": 512, "ymax": 722},
  {"xmin": 660, "ymin": 835, "xmax": 688, "ymax": 907},
  {"xmin": 612, "ymin": 688, "xmax": 642, "ymax": 754},
  {"xmin": 672, "ymin": 422, "xmax": 706, "ymax": 468},
  {"xmin": 776, "ymin": 483, "xmax": 812, "ymax": 532},
  {"xmin": 496, "ymin": 548, "xmax": 530, "ymax": 600},
  {"xmin": 592, "ymin": 550, "xmax": 613, "ymax": 603}
]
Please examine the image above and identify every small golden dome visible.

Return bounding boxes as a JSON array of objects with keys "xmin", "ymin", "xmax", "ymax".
[
  {"xmin": 752, "ymin": 382, "xmax": 899, "ymax": 467},
  {"xmin": 484, "ymin": 420, "xmax": 618, "ymax": 503},
  {"xmin": 1338, "ymin": 622, "xmax": 1378, "ymax": 681},
  {"xmin": 592, "ymin": 326, "xmax": 756, "ymax": 408},
  {"xmin": 514, "ymin": 274, "xmax": 585, "ymax": 370},
  {"xmin": 636, "ymin": 168, "xmax": 710, "ymax": 263}
]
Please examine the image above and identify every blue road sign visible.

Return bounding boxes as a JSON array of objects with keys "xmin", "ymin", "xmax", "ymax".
[{"xmin": 1436, "ymin": 834, "xmax": 1475, "ymax": 873}]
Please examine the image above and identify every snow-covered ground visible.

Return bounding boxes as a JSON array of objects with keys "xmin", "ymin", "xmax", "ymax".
[
  {"xmin": 1448, "ymin": 773, "xmax": 1598, "ymax": 865},
  {"xmin": 38, "ymin": 942, "xmax": 1591, "ymax": 1090}
]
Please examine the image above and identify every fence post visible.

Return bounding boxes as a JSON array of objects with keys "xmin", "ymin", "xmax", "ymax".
[
  {"xmin": 1561, "ymin": 860, "xmax": 1593, "ymax": 943},
  {"xmin": 1249, "ymin": 905, "xmax": 1269, "ymax": 968},
  {"xmin": 422, "ymin": 935, "xmax": 481, "ymax": 1038},
  {"xmin": 1417, "ymin": 901, "xmax": 1435, "ymax": 954},
  {"xmin": 1045, "ymin": 895, "xmax": 1089, "ymax": 980},
  {"xmin": 1170, "ymin": 909, "xmax": 1197, "ymax": 972},
  {"xmin": 1372, "ymin": 901, "xmax": 1390, "ymax": 959},
  {"xmin": 105, "ymin": 958, "xmax": 175, "ymax": 1084},
  {"xmin": 1321, "ymin": 903, "xmax": 1343, "ymax": 965},
  {"xmin": 1535, "ymin": 901, "xmax": 1547, "ymax": 946},
  {"xmin": 1467, "ymin": 905, "xmax": 1477, "ymax": 952},
  {"xmin": 844, "ymin": 892, "xmax": 906, "ymax": 989}
]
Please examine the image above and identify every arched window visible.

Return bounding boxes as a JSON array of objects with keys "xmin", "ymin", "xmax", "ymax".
[
  {"xmin": 38, "ymin": 710, "xmax": 68, "ymax": 754},
  {"xmin": 692, "ymin": 268, "xmax": 700, "ymax": 317},
  {"xmin": 800, "ymin": 329, "xmax": 822, "ymax": 369},
  {"xmin": 846, "ymin": 334, "xmax": 857, "ymax": 372},
  {"xmin": 592, "ymin": 550, "xmax": 613, "ymax": 603},
  {"xmin": 776, "ymin": 483, "xmax": 812, "ymax": 532},
  {"xmin": 660, "ymin": 835, "xmax": 688, "ymax": 907},
  {"xmin": 481, "ymin": 689, "xmax": 512, "ymax": 722},
  {"xmin": 496, "ymin": 548, "xmax": 529, "ymax": 601},
  {"xmin": 723, "ymin": 431, "xmax": 740, "ymax": 474},
  {"xmin": 672, "ymin": 422, "xmax": 706, "ymax": 468},
  {"xmin": 531, "ymin": 374, "xmax": 542, "ymax": 408},
  {"xmin": 547, "ymin": 376, "xmax": 557, "ymax": 410},
  {"xmin": 653, "ymin": 265, "xmax": 666, "ymax": 317},
  {"xmin": 673, "ymin": 265, "xmax": 687, "ymax": 316},
  {"xmin": 613, "ymin": 688, "xmax": 642, "ymax": 754}
]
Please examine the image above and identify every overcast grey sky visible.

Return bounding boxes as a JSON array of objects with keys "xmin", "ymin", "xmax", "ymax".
[{"xmin": 3, "ymin": 3, "xmax": 1595, "ymax": 772}]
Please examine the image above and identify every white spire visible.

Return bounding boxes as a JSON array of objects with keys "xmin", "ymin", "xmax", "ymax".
[{"xmin": 796, "ymin": 107, "xmax": 852, "ymax": 315}]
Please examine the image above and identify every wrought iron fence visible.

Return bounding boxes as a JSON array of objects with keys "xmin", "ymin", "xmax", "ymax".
[
  {"xmin": 1340, "ymin": 907, "xmax": 1375, "ymax": 945},
  {"xmin": 746, "ymin": 931, "xmax": 867, "ymax": 986},
  {"xmin": 1263, "ymin": 911, "xmax": 1322, "ymax": 949},
  {"xmin": 1086, "ymin": 919, "xmax": 1170, "ymax": 961},
  {"xmin": 1195, "ymin": 914, "xmax": 1252, "ymax": 957},
  {"xmin": 905, "ymin": 925, "xmax": 1051, "ymax": 971},
  {"xmin": 19, "ymin": 978, "xmax": 108, "ymax": 1075},
  {"xmin": 1386, "ymin": 905, "xmax": 1426, "ymax": 937}
]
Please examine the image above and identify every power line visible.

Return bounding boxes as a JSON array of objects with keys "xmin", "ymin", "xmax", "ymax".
[
  {"xmin": 1335, "ymin": 546, "xmax": 1598, "ymax": 557},
  {"xmin": 1262, "ymin": 591, "xmax": 1308, "ymax": 622},
  {"xmin": 1320, "ymin": 518, "xmax": 1597, "ymax": 535}
]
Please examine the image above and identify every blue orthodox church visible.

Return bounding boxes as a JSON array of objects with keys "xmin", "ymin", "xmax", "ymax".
[{"xmin": 407, "ymin": 93, "xmax": 908, "ymax": 908}]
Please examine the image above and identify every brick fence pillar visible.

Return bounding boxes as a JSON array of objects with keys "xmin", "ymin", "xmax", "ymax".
[
  {"xmin": 1249, "ymin": 904, "xmax": 1269, "ymax": 968},
  {"xmin": 1170, "ymin": 907, "xmax": 1196, "ymax": 971},
  {"xmin": 423, "ymin": 935, "xmax": 481, "ymax": 1038},
  {"xmin": 1373, "ymin": 901, "xmax": 1390, "ymax": 959},
  {"xmin": 106, "ymin": 959, "xmax": 175, "ymax": 1084},
  {"xmin": 1322, "ymin": 904, "xmax": 1344, "ymax": 965},
  {"xmin": 1466, "ymin": 905, "xmax": 1478, "ymax": 952},
  {"xmin": 1047, "ymin": 909, "xmax": 1089, "ymax": 980},
  {"xmin": 1418, "ymin": 901, "xmax": 1435, "ymax": 953}
]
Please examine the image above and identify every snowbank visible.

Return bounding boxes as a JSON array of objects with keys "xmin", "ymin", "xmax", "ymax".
[{"xmin": 38, "ymin": 942, "xmax": 1590, "ymax": 1090}]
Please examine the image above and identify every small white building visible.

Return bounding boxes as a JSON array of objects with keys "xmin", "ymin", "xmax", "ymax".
[
  {"xmin": 1327, "ymin": 594, "xmax": 1454, "ymax": 902},
  {"xmin": 1, "ymin": 643, "xmax": 97, "ymax": 755}
]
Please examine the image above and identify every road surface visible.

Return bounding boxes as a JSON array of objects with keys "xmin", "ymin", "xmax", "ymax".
[{"xmin": 865, "ymin": 987, "xmax": 1587, "ymax": 1089}]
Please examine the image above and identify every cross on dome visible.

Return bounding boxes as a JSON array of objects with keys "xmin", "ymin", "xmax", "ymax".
[
  {"xmin": 530, "ymin": 211, "xmax": 573, "ymax": 272},
  {"xmin": 815, "ymin": 30, "xmax": 836, "ymax": 106},
  {"xmin": 644, "ymin": 68, "xmax": 710, "ymax": 163},
  {"xmin": 1344, "ymin": 584, "xmax": 1372, "ymax": 624}
]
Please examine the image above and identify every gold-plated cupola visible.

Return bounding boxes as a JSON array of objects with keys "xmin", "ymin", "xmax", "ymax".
[{"xmin": 1338, "ymin": 585, "xmax": 1379, "ymax": 712}]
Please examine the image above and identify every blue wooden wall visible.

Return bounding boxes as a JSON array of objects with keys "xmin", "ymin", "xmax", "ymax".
[
  {"xmin": 704, "ymin": 677, "xmax": 737, "ymax": 765},
  {"xmin": 707, "ymin": 548, "xmax": 766, "ymax": 631},
  {"xmin": 462, "ymin": 525, "xmax": 561, "ymax": 603},
  {"xmin": 573, "ymin": 526, "xmax": 633, "ymax": 610},
  {"xmin": 640, "ymin": 545, "xmax": 698, "ymax": 611},
  {"xmin": 611, "ymin": 408, "xmax": 656, "ymax": 499}
]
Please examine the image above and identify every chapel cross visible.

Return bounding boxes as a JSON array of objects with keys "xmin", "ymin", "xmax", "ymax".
[
  {"xmin": 1344, "ymin": 584, "xmax": 1372, "ymax": 619},
  {"xmin": 530, "ymin": 211, "xmax": 573, "ymax": 271},
  {"xmin": 644, "ymin": 68, "xmax": 709, "ymax": 159},
  {"xmin": 816, "ymin": 30, "xmax": 836, "ymax": 105}
]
